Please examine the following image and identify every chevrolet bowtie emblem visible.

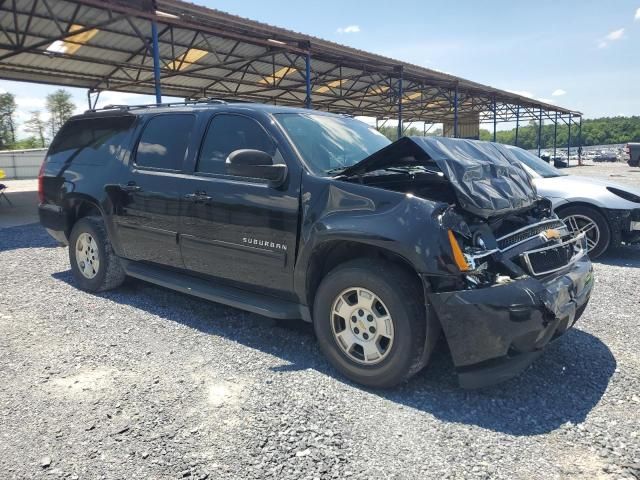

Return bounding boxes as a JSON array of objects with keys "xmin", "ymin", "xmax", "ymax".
[{"xmin": 542, "ymin": 228, "xmax": 561, "ymax": 240}]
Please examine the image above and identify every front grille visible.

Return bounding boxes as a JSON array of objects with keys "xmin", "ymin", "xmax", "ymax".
[
  {"xmin": 525, "ymin": 243, "xmax": 573, "ymax": 275},
  {"xmin": 497, "ymin": 219, "xmax": 565, "ymax": 251},
  {"xmin": 520, "ymin": 234, "xmax": 585, "ymax": 276}
]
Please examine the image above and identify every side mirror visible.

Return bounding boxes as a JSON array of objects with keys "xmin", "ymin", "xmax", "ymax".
[{"xmin": 225, "ymin": 149, "xmax": 287, "ymax": 187}]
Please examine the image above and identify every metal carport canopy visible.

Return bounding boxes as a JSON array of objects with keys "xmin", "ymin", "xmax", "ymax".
[{"xmin": 0, "ymin": 0, "xmax": 581, "ymax": 130}]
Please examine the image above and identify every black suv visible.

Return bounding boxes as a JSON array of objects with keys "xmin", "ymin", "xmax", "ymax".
[{"xmin": 38, "ymin": 101, "xmax": 594, "ymax": 388}]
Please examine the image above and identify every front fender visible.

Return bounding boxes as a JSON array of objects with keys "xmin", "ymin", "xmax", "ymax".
[{"xmin": 293, "ymin": 174, "xmax": 461, "ymax": 302}]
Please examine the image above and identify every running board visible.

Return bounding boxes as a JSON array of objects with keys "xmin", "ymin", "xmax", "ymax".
[{"xmin": 121, "ymin": 260, "xmax": 310, "ymax": 321}]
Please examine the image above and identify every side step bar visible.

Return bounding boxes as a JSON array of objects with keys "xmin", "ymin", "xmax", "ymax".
[{"xmin": 121, "ymin": 260, "xmax": 310, "ymax": 321}]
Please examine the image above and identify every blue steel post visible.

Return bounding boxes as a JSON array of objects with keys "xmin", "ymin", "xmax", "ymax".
[
  {"xmin": 553, "ymin": 111, "xmax": 558, "ymax": 159},
  {"xmin": 514, "ymin": 105, "xmax": 520, "ymax": 146},
  {"xmin": 151, "ymin": 20, "xmax": 162, "ymax": 104},
  {"xmin": 397, "ymin": 67, "xmax": 403, "ymax": 139},
  {"xmin": 578, "ymin": 116, "xmax": 583, "ymax": 165},
  {"xmin": 304, "ymin": 52, "xmax": 312, "ymax": 109},
  {"xmin": 537, "ymin": 108, "xmax": 543, "ymax": 157},
  {"xmin": 567, "ymin": 115, "xmax": 572, "ymax": 165},
  {"xmin": 453, "ymin": 83, "xmax": 458, "ymax": 138},
  {"xmin": 492, "ymin": 95, "xmax": 497, "ymax": 142}
]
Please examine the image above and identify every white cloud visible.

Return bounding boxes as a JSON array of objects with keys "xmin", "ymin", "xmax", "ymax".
[
  {"xmin": 635, "ymin": 7, "xmax": 640, "ymax": 20},
  {"xmin": 552, "ymin": 89, "xmax": 566, "ymax": 97},
  {"xmin": 337, "ymin": 25, "xmax": 360, "ymax": 34},
  {"xmin": 598, "ymin": 28, "xmax": 624, "ymax": 48},
  {"xmin": 605, "ymin": 28, "xmax": 625, "ymax": 41},
  {"xmin": 506, "ymin": 89, "xmax": 534, "ymax": 99}
]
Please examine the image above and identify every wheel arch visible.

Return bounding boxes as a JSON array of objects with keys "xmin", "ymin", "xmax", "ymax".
[
  {"xmin": 62, "ymin": 193, "xmax": 105, "ymax": 238},
  {"xmin": 554, "ymin": 201, "xmax": 613, "ymax": 232},
  {"xmin": 304, "ymin": 240, "xmax": 425, "ymax": 311}
]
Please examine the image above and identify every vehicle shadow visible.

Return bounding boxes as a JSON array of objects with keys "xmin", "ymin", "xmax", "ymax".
[
  {"xmin": 52, "ymin": 269, "xmax": 616, "ymax": 437},
  {"xmin": 0, "ymin": 222, "xmax": 59, "ymax": 253},
  {"xmin": 596, "ymin": 244, "xmax": 640, "ymax": 268}
]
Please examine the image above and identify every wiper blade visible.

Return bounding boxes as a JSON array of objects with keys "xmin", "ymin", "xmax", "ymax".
[
  {"xmin": 326, "ymin": 166, "xmax": 348, "ymax": 175},
  {"xmin": 385, "ymin": 166, "xmax": 444, "ymax": 177}
]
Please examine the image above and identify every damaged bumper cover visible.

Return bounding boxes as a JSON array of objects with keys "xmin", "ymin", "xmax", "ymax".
[
  {"xmin": 427, "ymin": 257, "xmax": 594, "ymax": 389},
  {"xmin": 604, "ymin": 208, "xmax": 640, "ymax": 246}
]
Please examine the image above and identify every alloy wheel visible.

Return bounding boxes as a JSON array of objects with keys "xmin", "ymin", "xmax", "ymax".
[
  {"xmin": 330, "ymin": 287, "xmax": 395, "ymax": 365},
  {"xmin": 75, "ymin": 232, "xmax": 100, "ymax": 279},
  {"xmin": 563, "ymin": 214, "xmax": 600, "ymax": 252}
]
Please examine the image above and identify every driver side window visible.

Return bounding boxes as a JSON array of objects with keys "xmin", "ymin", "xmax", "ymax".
[{"xmin": 197, "ymin": 114, "xmax": 276, "ymax": 175}]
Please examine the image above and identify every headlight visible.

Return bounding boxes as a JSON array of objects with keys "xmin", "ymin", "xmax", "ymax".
[
  {"xmin": 607, "ymin": 187, "xmax": 640, "ymax": 204},
  {"xmin": 447, "ymin": 230, "xmax": 471, "ymax": 271}
]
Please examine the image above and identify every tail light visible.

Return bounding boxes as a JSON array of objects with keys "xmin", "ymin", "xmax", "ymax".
[{"xmin": 37, "ymin": 161, "xmax": 46, "ymax": 204}]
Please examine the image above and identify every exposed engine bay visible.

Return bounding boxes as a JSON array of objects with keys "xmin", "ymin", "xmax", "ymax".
[{"xmin": 338, "ymin": 137, "xmax": 587, "ymax": 291}]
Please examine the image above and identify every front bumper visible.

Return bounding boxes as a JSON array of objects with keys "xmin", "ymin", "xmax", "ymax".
[
  {"xmin": 603, "ymin": 208, "xmax": 640, "ymax": 246},
  {"xmin": 427, "ymin": 257, "xmax": 594, "ymax": 388}
]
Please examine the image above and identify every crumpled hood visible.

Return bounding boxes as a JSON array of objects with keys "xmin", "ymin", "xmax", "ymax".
[{"xmin": 340, "ymin": 136, "xmax": 539, "ymax": 218}]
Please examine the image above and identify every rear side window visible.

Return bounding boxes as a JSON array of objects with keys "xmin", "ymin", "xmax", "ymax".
[
  {"xmin": 197, "ymin": 114, "xmax": 275, "ymax": 175},
  {"xmin": 136, "ymin": 114, "xmax": 195, "ymax": 170},
  {"xmin": 47, "ymin": 116, "xmax": 135, "ymax": 164}
]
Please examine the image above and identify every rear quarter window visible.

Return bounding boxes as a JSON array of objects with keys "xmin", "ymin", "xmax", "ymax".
[
  {"xmin": 134, "ymin": 114, "xmax": 195, "ymax": 171},
  {"xmin": 47, "ymin": 116, "xmax": 136, "ymax": 165}
]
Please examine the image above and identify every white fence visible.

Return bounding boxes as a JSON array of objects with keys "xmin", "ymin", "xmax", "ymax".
[{"xmin": 0, "ymin": 148, "xmax": 47, "ymax": 179}]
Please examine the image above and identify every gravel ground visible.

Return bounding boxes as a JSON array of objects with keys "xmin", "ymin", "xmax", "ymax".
[{"xmin": 1, "ymin": 163, "xmax": 639, "ymax": 480}]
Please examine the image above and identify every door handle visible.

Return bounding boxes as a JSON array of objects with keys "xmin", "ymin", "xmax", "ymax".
[{"xmin": 120, "ymin": 182, "xmax": 141, "ymax": 192}]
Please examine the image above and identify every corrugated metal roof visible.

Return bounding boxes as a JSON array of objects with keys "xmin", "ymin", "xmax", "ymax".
[{"xmin": 0, "ymin": 0, "xmax": 580, "ymax": 123}]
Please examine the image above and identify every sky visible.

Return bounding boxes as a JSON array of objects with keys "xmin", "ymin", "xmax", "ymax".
[{"xmin": 1, "ymin": 0, "xmax": 639, "ymax": 138}]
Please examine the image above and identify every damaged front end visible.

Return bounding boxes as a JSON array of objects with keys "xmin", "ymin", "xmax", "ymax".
[
  {"xmin": 431, "ymin": 203, "xmax": 593, "ymax": 388},
  {"xmin": 339, "ymin": 136, "xmax": 595, "ymax": 388}
]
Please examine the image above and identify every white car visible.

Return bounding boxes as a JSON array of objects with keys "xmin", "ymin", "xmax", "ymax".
[{"xmin": 507, "ymin": 146, "xmax": 640, "ymax": 258}]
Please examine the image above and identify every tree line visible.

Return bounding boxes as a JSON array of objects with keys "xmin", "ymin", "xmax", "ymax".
[
  {"xmin": 0, "ymin": 89, "xmax": 75, "ymax": 150},
  {"xmin": 478, "ymin": 116, "xmax": 640, "ymax": 149},
  {"xmin": 377, "ymin": 116, "xmax": 640, "ymax": 148}
]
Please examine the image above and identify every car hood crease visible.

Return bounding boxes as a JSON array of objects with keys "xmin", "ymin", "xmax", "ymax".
[{"xmin": 341, "ymin": 136, "xmax": 539, "ymax": 218}]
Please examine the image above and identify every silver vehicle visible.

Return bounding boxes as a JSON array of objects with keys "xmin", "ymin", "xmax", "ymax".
[{"xmin": 507, "ymin": 146, "xmax": 640, "ymax": 258}]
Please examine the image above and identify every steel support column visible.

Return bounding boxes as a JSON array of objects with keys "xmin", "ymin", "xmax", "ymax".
[
  {"xmin": 553, "ymin": 111, "xmax": 558, "ymax": 159},
  {"xmin": 453, "ymin": 83, "xmax": 459, "ymax": 138},
  {"xmin": 304, "ymin": 52, "xmax": 312, "ymax": 109},
  {"xmin": 537, "ymin": 107, "xmax": 543, "ymax": 157},
  {"xmin": 151, "ymin": 19, "xmax": 162, "ymax": 104},
  {"xmin": 86, "ymin": 90, "xmax": 101, "ymax": 110},
  {"xmin": 493, "ymin": 95, "xmax": 497, "ymax": 142},
  {"xmin": 578, "ymin": 116, "xmax": 583, "ymax": 165},
  {"xmin": 514, "ymin": 105, "xmax": 520, "ymax": 146},
  {"xmin": 567, "ymin": 116, "xmax": 572, "ymax": 165},
  {"xmin": 397, "ymin": 67, "xmax": 403, "ymax": 139}
]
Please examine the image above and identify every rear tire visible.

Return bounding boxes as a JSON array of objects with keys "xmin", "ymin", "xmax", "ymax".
[
  {"xmin": 69, "ymin": 216, "xmax": 125, "ymax": 292},
  {"xmin": 313, "ymin": 259, "xmax": 438, "ymax": 388},
  {"xmin": 557, "ymin": 205, "xmax": 611, "ymax": 259}
]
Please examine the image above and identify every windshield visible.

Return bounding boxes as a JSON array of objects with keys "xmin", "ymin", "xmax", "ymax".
[
  {"xmin": 275, "ymin": 113, "xmax": 391, "ymax": 175},
  {"xmin": 507, "ymin": 147, "xmax": 567, "ymax": 178}
]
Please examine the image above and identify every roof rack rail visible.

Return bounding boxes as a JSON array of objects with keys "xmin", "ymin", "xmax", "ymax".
[{"xmin": 84, "ymin": 97, "xmax": 238, "ymax": 114}]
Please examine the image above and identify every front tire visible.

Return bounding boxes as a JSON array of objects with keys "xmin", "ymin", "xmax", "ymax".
[
  {"xmin": 313, "ymin": 259, "xmax": 438, "ymax": 388},
  {"xmin": 69, "ymin": 216, "xmax": 125, "ymax": 292},
  {"xmin": 557, "ymin": 205, "xmax": 611, "ymax": 259}
]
